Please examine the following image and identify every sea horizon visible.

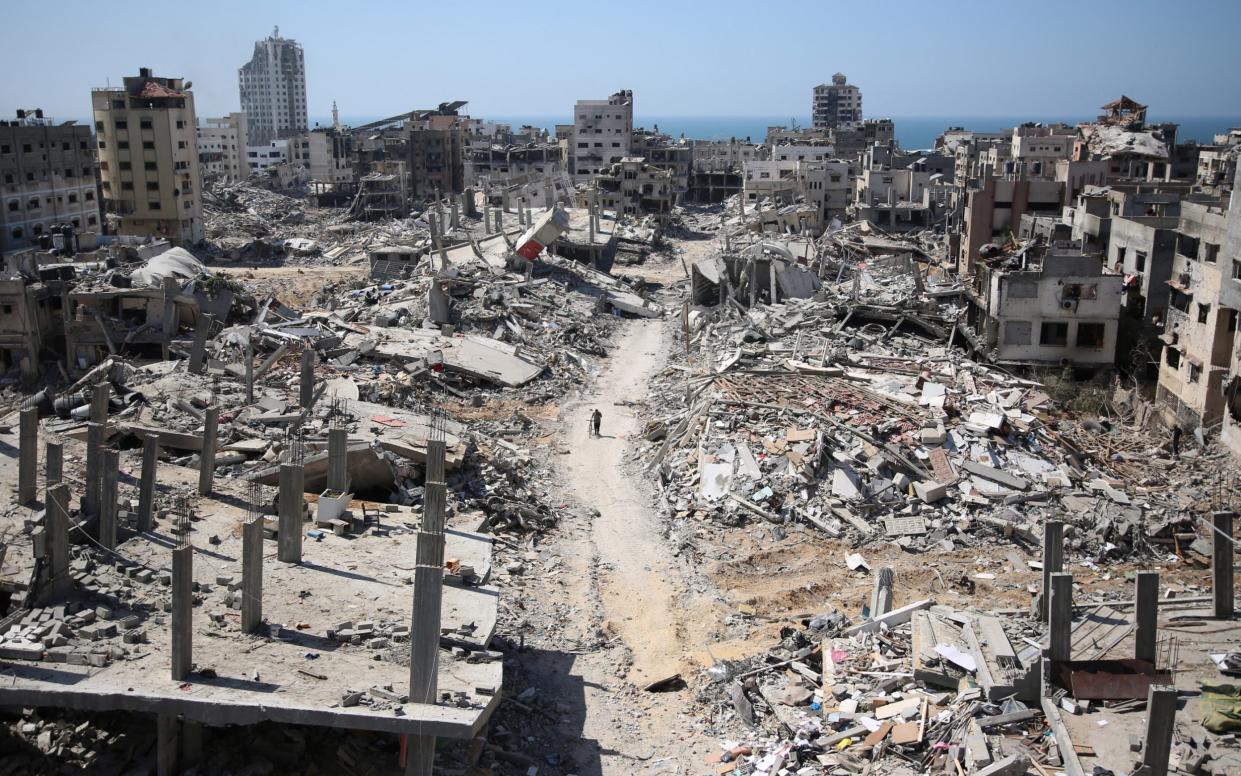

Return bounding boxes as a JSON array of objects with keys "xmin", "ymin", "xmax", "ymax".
[{"xmin": 308, "ymin": 113, "xmax": 1241, "ymax": 151}]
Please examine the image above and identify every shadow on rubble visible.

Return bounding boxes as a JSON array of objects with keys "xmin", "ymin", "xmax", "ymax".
[
  {"xmin": 139, "ymin": 529, "xmax": 236, "ymax": 563},
  {"xmin": 488, "ymin": 645, "xmax": 602, "ymax": 776}
]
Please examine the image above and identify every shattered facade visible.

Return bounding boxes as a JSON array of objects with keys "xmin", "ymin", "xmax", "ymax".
[{"xmin": 91, "ymin": 68, "xmax": 204, "ymax": 245}]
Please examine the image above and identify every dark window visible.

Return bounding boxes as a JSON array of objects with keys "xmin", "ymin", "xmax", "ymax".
[
  {"xmin": 114, "ymin": 120, "xmax": 127, "ymax": 129},
  {"xmin": 22, "ymin": 144, "xmax": 31, "ymax": 153},
  {"xmin": 121, "ymin": 181, "xmax": 133, "ymax": 191},
  {"xmin": 119, "ymin": 162, "xmax": 131, "ymax": 170},
  {"xmin": 10, "ymin": 228, "xmax": 21, "ymax": 239},
  {"xmin": 148, "ymin": 201, "xmax": 161, "ymax": 210},
  {"xmin": 85, "ymin": 191, "xmax": 94, "ymax": 201},
  {"xmin": 1189, "ymin": 363, "xmax": 1202, "ymax": 383},
  {"xmin": 1135, "ymin": 250, "xmax": 1146, "ymax": 272},
  {"xmin": 118, "ymin": 141, "xmax": 129, "ymax": 150},
  {"xmin": 98, "ymin": 140, "xmax": 106, "ymax": 149},
  {"xmin": 144, "ymin": 162, "xmax": 157, "ymax": 170},
  {"xmin": 1076, "ymin": 323, "xmax": 1106, "ymax": 348},
  {"xmin": 146, "ymin": 182, "xmax": 159, "ymax": 190},
  {"xmin": 140, "ymin": 119, "xmax": 153, "ymax": 130},
  {"xmin": 1204, "ymin": 243, "xmax": 1219, "ymax": 264},
  {"xmin": 1040, "ymin": 322, "xmax": 1069, "ymax": 347},
  {"xmin": 1165, "ymin": 348, "xmax": 1180, "ymax": 368},
  {"xmin": 6, "ymin": 202, "xmax": 16, "ymax": 212},
  {"xmin": 1198, "ymin": 303, "xmax": 1211, "ymax": 323},
  {"xmin": 95, "ymin": 121, "xmax": 104, "ymax": 131},
  {"xmin": 142, "ymin": 141, "xmax": 154, "ymax": 150},
  {"xmin": 1233, "ymin": 260, "xmax": 1241, "ymax": 282}
]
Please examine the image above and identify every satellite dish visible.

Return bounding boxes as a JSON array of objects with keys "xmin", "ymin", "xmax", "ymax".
[{"xmin": 184, "ymin": 81, "xmax": 193, "ymax": 89}]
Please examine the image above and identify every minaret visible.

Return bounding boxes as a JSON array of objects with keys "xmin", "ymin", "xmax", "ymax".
[{"xmin": 332, "ymin": 100, "xmax": 340, "ymax": 132}]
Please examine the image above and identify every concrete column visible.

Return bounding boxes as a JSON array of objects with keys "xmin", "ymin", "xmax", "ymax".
[
  {"xmin": 188, "ymin": 314, "xmax": 214, "ymax": 373},
  {"xmin": 450, "ymin": 201, "xmax": 460, "ymax": 230},
  {"xmin": 244, "ymin": 337, "xmax": 255, "ymax": 405},
  {"xmin": 408, "ymin": 431, "xmax": 447, "ymax": 775},
  {"xmin": 483, "ymin": 207, "xmax": 491, "ymax": 233},
  {"xmin": 502, "ymin": 188, "xmax": 510, "ymax": 213},
  {"xmin": 495, "ymin": 207, "xmax": 503, "ymax": 231},
  {"xmin": 406, "ymin": 735, "xmax": 435, "ymax": 776},
  {"xmin": 156, "ymin": 715, "xmax": 179, "ymax": 776},
  {"xmin": 1135, "ymin": 570, "xmax": 1160, "ymax": 664},
  {"xmin": 45, "ymin": 483, "xmax": 71, "ymax": 601},
  {"xmin": 99, "ymin": 449, "xmax": 119, "ymax": 550},
  {"xmin": 299, "ymin": 349, "xmax": 316, "ymax": 409},
  {"xmin": 277, "ymin": 463, "xmax": 304, "ymax": 563},
  {"xmin": 170, "ymin": 542, "xmax": 193, "ymax": 681},
  {"xmin": 1214, "ymin": 511, "xmax": 1235, "ymax": 619},
  {"xmin": 17, "ymin": 406, "xmax": 37, "ymax": 505},
  {"xmin": 45, "ymin": 440, "xmax": 62, "ymax": 485},
  {"xmin": 327, "ymin": 427, "xmax": 348, "ymax": 493},
  {"xmin": 82, "ymin": 421, "xmax": 103, "ymax": 519},
  {"xmin": 197, "ymin": 406, "xmax": 219, "ymax": 496},
  {"xmin": 90, "ymin": 381, "xmax": 110, "ymax": 424},
  {"xmin": 160, "ymin": 277, "xmax": 179, "ymax": 361},
  {"xmin": 1048, "ymin": 572, "xmax": 1074, "ymax": 663},
  {"xmin": 1040, "ymin": 520, "xmax": 1064, "ymax": 622},
  {"xmin": 136, "ymin": 434, "xmax": 158, "ymax": 532},
  {"xmin": 1142, "ymin": 685, "xmax": 1178, "ymax": 776},
  {"xmin": 241, "ymin": 516, "xmax": 264, "ymax": 633},
  {"xmin": 870, "ymin": 566, "xmax": 894, "ymax": 619}
]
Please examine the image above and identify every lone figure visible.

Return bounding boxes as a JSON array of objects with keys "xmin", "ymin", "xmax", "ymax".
[
  {"xmin": 590, "ymin": 408, "xmax": 602, "ymax": 438},
  {"xmin": 1171, "ymin": 424, "xmax": 1183, "ymax": 457}
]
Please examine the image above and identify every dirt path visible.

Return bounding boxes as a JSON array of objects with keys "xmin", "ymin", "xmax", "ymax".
[{"xmin": 559, "ymin": 318, "xmax": 686, "ymax": 686}]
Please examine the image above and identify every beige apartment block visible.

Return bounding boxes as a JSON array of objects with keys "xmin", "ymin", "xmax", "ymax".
[
  {"xmin": 197, "ymin": 112, "xmax": 249, "ymax": 181},
  {"xmin": 91, "ymin": 68, "xmax": 204, "ymax": 245},
  {"xmin": 0, "ymin": 111, "xmax": 100, "ymax": 254}
]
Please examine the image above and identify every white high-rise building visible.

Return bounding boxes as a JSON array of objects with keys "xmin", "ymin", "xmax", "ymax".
[
  {"xmin": 570, "ymin": 90, "xmax": 633, "ymax": 183},
  {"xmin": 812, "ymin": 73, "xmax": 862, "ymax": 131},
  {"xmin": 238, "ymin": 27, "xmax": 307, "ymax": 146}
]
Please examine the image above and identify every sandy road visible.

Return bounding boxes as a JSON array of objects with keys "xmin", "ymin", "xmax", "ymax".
[{"xmin": 558, "ymin": 317, "xmax": 687, "ymax": 686}]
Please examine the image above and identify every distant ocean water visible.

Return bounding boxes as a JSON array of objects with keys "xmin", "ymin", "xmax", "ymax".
[{"xmin": 315, "ymin": 114, "xmax": 1241, "ymax": 150}]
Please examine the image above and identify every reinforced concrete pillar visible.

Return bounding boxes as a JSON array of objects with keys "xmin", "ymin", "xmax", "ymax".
[
  {"xmin": 45, "ymin": 483, "xmax": 71, "ymax": 601},
  {"xmin": 17, "ymin": 406, "xmax": 38, "ymax": 505},
  {"xmin": 277, "ymin": 463, "xmax": 304, "ymax": 563},
  {"xmin": 82, "ymin": 421, "xmax": 103, "ymax": 519},
  {"xmin": 241, "ymin": 515, "xmax": 264, "ymax": 633},
  {"xmin": 1142, "ymin": 685, "xmax": 1178, "ymax": 776},
  {"xmin": 90, "ymin": 381, "xmax": 110, "ymax": 424},
  {"xmin": 1135, "ymin": 570, "xmax": 1159, "ymax": 664},
  {"xmin": 45, "ymin": 440, "xmax": 62, "ymax": 486},
  {"xmin": 870, "ymin": 566, "xmax": 894, "ymax": 619},
  {"xmin": 483, "ymin": 207, "xmax": 491, "ymax": 232},
  {"xmin": 188, "ymin": 314, "xmax": 213, "ymax": 373},
  {"xmin": 1213, "ymin": 511, "xmax": 1235, "ymax": 619},
  {"xmin": 156, "ymin": 715, "xmax": 179, "ymax": 776},
  {"xmin": 244, "ymin": 337, "xmax": 255, "ymax": 405},
  {"xmin": 450, "ymin": 200, "xmax": 460, "ymax": 230},
  {"xmin": 327, "ymin": 427, "xmax": 348, "ymax": 493},
  {"xmin": 160, "ymin": 277, "xmax": 179, "ymax": 361},
  {"xmin": 99, "ymin": 449, "xmax": 119, "ymax": 550},
  {"xmin": 1040, "ymin": 520, "xmax": 1064, "ymax": 622},
  {"xmin": 408, "ymin": 431, "xmax": 447, "ymax": 775},
  {"xmin": 495, "ymin": 206, "xmax": 503, "ymax": 231},
  {"xmin": 1048, "ymin": 572, "xmax": 1074, "ymax": 663},
  {"xmin": 299, "ymin": 349, "xmax": 316, "ymax": 409},
  {"xmin": 136, "ymin": 434, "xmax": 158, "ymax": 532},
  {"xmin": 171, "ymin": 542, "xmax": 193, "ymax": 681},
  {"xmin": 197, "ymin": 406, "xmax": 219, "ymax": 496}
]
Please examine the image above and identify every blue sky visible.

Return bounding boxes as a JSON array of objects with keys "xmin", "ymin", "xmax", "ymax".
[{"xmin": 2, "ymin": 0, "xmax": 1239, "ymax": 122}]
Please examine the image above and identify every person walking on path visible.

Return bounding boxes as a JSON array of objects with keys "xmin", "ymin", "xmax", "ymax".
[{"xmin": 590, "ymin": 408, "xmax": 602, "ymax": 438}]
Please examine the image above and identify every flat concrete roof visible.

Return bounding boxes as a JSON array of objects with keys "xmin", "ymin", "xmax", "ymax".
[{"xmin": 0, "ymin": 422, "xmax": 500, "ymax": 740}]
